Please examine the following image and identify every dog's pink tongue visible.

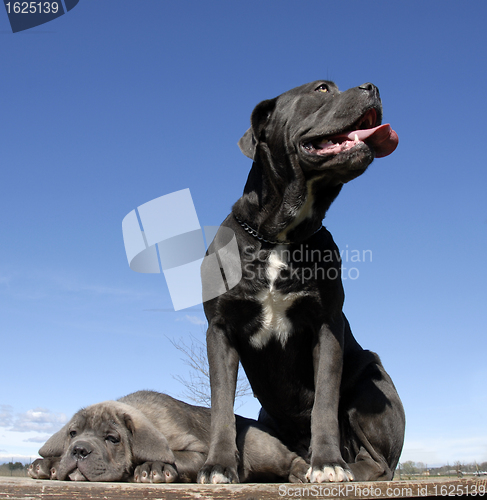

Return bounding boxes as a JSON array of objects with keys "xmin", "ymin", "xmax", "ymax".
[{"xmin": 337, "ymin": 124, "xmax": 398, "ymax": 158}]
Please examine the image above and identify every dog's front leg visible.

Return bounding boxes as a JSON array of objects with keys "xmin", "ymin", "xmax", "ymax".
[
  {"xmin": 307, "ymin": 320, "xmax": 354, "ymax": 483},
  {"xmin": 197, "ymin": 321, "xmax": 240, "ymax": 484}
]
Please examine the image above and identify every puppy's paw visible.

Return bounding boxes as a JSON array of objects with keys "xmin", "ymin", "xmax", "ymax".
[
  {"xmin": 28, "ymin": 459, "xmax": 44, "ymax": 479},
  {"xmin": 133, "ymin": 461, "xmax": 178, "ymax": 483},
  {"xmin": 48, "ymin": 458, "xmax": 61, "ymax": 480},
  {"xmin": 197, "ymin": 463, "xmax": 239, "ymax": 484},
  {"xmin": 28, "ymin": 458, "xmax": 60, "ymax": 480},
  {"xmin": 306, "ymin": 464, "xmax": 354, "ymax": 483},
  {"xmin": 288, "ymin": 456, "xmax": 309, "ymax": 483}
]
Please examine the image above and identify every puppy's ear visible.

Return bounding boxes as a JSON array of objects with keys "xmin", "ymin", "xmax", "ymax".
[
  {"xmin": 238, "ymin": 98, "xmax": 277, "ymax": 159},
  {"xmin": 124, "ymin": 412, "xmax": 176, "ymax": 465},
  {"xmin": 39, "ymin": 423, "xmax": 69, "ymax": 457}
]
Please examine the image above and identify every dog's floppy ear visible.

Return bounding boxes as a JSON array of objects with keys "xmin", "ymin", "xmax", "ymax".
[
  {"xmin": 39, "ymin": 423, "xmax": 69, "ymax": 457},
  {"xmin": 238, "ymin": 128, "xmax": 255, "ymax": 159},
  {"xmin": 238, "ymin": 98, "xmax": 277, "ymax": 159},
  {"xmin": 123, "ymin": 412, "xmax": 176, "ymax": 465}
]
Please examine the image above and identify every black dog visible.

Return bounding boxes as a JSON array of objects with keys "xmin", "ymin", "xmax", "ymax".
[{"xmin": 198, "ymin": 81, "xmax": 405, "ymax": 484}]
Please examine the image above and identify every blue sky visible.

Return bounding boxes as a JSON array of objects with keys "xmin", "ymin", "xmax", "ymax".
[{"xmin": 1, "ymin": 0, "xmax": 486, "ymax": 468}]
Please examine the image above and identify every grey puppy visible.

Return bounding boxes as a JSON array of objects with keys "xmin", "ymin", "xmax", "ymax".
[{"xmin": 28, "ymin": 390, "xmax": 307, "ymax": 483}]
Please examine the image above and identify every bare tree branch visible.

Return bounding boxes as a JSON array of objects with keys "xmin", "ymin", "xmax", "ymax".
[{"xmin": 169, "ymin": 333, "xmax": 253, "ymax": 408}]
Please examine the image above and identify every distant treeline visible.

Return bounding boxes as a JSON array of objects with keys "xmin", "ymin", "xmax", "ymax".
[
  {"xmin": 398, "ymin": 460, "xmax": 487, "ymax": 478},
  {"xmin": 0, "ymin": 462, "xmax": 29, "ymax": 477}
]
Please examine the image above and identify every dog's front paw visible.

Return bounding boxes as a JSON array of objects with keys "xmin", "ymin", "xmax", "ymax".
[
  {"xmin": 197, "ymin": 463, "xmax": 239, "ymax": 484},
  {"xmin": 28, "ymin": 458, "xmax": 60, "ymax": 480},
  {"xmin": 306, "ymin": 464, "xmax": 354, "ymax": 483},
  {"xmin": 133, "ymin": 461, "xmax": 178, "ymax": 483},
  {"xmin": 288, "ymin": 456, "xmax": 309, "ymax": 483},
  {"xmin": 28, "ymin": 459, "xmax": 46, "ymax": 479}
]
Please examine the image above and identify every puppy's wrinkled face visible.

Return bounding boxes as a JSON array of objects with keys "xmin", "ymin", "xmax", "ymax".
[
  {"xmin": 255, "ymin": 80, "xmax": 398, "ymax": 184},
  {"xmin": 56, "ymin": 402, "xmax": 133, "ymax": 482}
]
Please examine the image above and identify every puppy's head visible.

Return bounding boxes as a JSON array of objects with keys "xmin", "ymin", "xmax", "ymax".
[
  {"xmin": 38, "ymin": 400, "xmax": 174, "ymax": 482},
  {"xmin": 239, "ymin": 80, "xmax": 398, "ymax": 185}
]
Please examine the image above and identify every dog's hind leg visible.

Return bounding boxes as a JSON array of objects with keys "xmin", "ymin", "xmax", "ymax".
[
  {"xmin": 341, "ymin": 353, "xmax": 405, "ymax": 481},
  {"xmin": 236, "ymin": 417, "xmax": 308, "ymax": 483},
  {"xmin": 347, "ymin": 446, "xmax": 391, "ymax": 482}
]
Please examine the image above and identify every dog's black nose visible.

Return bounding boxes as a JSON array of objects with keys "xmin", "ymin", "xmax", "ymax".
[
  {"xmin": 358, "ymin": 82, "xmax": 374, "ymax": 91},
  {"xmin": 72, "ymin": 444, "xmax": 91, "ymax": 460},
  {"xmin": 358, "ymin": 82, "xmax": 380, "ymax": 97}
]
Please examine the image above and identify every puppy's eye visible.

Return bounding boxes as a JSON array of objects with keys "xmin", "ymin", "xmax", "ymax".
[
  {"xmin": 315, "ymin": 84, "xmax": 329, "ymax": 93},
  {"xmin": 106, "ymin": 435, "xmax": 120, "ymax": 445},
  {"xmin": 69, "ymin": 430, "xmax": 77, "ymax": 438}
]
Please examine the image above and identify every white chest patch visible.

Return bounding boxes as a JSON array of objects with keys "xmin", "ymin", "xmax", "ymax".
[{"xmin": 250, "ymin": 247, "xmax": 299, "ymax": 349}]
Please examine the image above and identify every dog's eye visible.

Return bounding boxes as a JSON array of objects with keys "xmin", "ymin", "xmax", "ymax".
[
  {"xmin": 106, "ymin": 435, "xmax": 120, "ymax": 445},
  {"xmin": 315, "ymin": 84, "xmax": 329, "ymax": 93},
  {"xmin": 69, "ymin": 430, "xmax": 77, "ymax": 438}
]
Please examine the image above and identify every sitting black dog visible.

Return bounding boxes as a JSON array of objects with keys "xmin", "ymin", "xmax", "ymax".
[{"xmin": 198, "ymin": 81, "xmax": 405, "ymax": 484}]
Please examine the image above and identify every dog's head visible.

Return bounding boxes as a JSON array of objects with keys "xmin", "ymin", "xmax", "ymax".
[
  {"xmin": 235, "ymin": 81, "xmax": 398, "ymax": 241},
  {"xmin": 38, "ymin": 400, "xmax": 174, "ymax": 481},
  {"xmin": 239, "ymin": 80, "xmax": 397, "ymax": 182}
]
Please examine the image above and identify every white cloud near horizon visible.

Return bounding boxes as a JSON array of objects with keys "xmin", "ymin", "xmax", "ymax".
[
  {"xmin": 0, "ymin": 407, "xmax": 67, "ymax": 435},
  {"xmin": 185, "ymin": 315, "xmax": 206, "ymax": 326},
  {"xmin": 174, "ymin": 314, "xmax": 206, "ymax": 326},
  {"xmin": 0, "ymin": 452, "xmax": 41, "ymax": 464},
  {"xmin": 0, "ymin": 406, "xmax": 67, "ymax": 462},
  {"xmin": 24, "ymin": 435, "xmax": 53, "ymax": 443},
  {"xmin": 11, "ymin": 408, "xmax": 68, "ymax": 434}
]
